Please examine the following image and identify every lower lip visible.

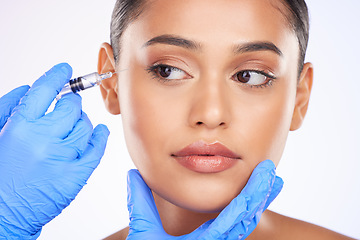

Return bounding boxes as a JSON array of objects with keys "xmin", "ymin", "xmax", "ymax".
[{"xmin": 173, "ymin": 155, "xmax": 237, "ymax": 173}]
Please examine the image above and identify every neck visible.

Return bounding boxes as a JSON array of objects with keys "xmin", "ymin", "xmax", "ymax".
[{"xmin": 152, "ymin": 191, "xmax": 220, "ymax": 236}]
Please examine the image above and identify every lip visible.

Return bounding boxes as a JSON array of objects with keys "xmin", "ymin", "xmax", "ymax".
[{"xmin": 171, "ymin": 141, "xmax": 241, "ymax": 173}]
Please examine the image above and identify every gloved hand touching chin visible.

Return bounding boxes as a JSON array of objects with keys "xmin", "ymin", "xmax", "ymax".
[
  {"xmin": 0, "ymin": 63, "xmax": 109, "ymax": 239},
  {"xmin": 127, "ymin": 160, "xmax": 283, "ymax": 239}
]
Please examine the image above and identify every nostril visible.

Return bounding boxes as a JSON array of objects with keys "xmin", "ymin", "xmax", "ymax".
[{"xmin": 195, "ymin": 121, "xmax": 226, "ymax": 127}]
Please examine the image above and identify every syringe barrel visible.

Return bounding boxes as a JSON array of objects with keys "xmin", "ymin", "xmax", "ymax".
[
  {"xmin": 76, "ymin": 72, "xmax": 101, "ymax": 89},
  {"xmin": 56, "ymin": 72, "xmax": 100, "ymax": 99}
]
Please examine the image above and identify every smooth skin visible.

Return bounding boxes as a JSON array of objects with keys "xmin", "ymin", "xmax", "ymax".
[{"xmin": 98, "ymin": 0, "xmax": 354, "ymax": 239}]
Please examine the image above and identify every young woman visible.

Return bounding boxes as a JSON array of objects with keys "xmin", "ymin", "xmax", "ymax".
[
  {"xmin": 97, "ymin": 0, "xmax": 354, "ymax": 239},
  {"xmin": 0, "ymin": 0, "xmax": 358, "ymax": 239}
]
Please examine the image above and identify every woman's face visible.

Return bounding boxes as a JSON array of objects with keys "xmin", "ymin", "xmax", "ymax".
[{"xmin": 114, "ymin": 0, "xmax": 301, "ymax": 212}]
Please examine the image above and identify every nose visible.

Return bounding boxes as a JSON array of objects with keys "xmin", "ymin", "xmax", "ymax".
[{"xmin": 188, "ymin": 77, "xmax": 231, "ymax": 129}]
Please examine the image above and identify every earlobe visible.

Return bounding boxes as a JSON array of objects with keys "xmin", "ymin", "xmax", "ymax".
[
  {"xmin": 290, "ymin": 62, "xmax": 314, "ymax": 131},
  {"xmin": 98, "ymin": 42, "xmax": 121, "ymax": 115}
]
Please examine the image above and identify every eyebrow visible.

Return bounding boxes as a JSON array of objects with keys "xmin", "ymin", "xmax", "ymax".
[
  {"xmin": 143, "ymin": 34, "xmax": 282, "ymax": 56},
  {"xmin": 233, "ymin": 42, "xmax": 283, "ymax": 56},
  {"xmin": 142, "ymin": 34, "xmax": 201, "ymax": 51}
]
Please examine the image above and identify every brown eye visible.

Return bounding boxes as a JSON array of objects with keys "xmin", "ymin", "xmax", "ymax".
[
  {"xmin": 152, "ymin": 64, "xmax": 189, "ymax": 80},
  {"xmin": 158, "ymin": 66, "xmax": 172, "ymax": 78},
  {"xmin": 234, "ymin": 70, "xmax": 272, "ymax": 86},
  {"xmin": 236, "ymin": 71, "xmax": 252, "ymax": 83}
]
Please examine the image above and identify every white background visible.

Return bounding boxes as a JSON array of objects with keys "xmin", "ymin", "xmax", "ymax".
[{"xmin": 0, "ymin": 0, "xmax": 359, "ymax": 239}]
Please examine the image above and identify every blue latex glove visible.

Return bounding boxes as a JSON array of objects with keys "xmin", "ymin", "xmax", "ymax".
[
  {"xmin": 127, "ymin": 160, "xmax": 283, "ymax": 239},
  {"xmin": 0, "ymin": 63, "xmax": 110, "ymax": 239}
]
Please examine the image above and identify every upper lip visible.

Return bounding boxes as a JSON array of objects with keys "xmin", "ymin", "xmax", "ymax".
[{"xmin": 172, "ymin": 140, "xmax": 241, "ymax": 159}]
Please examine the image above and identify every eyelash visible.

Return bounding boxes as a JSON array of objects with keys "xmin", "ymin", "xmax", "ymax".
[
  {"xmin": 146, "ymin": 64, "xmax": 188, "ymax": 83},
  {"xmin": 146, "ymin": 64, "xmax": 276, "ymax": 88}
]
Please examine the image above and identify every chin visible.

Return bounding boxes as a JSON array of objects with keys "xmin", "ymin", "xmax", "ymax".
[
  {"xmin": 156, "ymin": 180, "xmax": 243, "ymax": 213},
  {"xmin": 144, "ymin": 158, "xmax": 251, "ymax": 214},
  {"xmin": 171, "ymin": 194, "xmax": 235, "ymax": 214}
]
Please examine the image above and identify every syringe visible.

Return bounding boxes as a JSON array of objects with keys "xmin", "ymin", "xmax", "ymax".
[{"xmin": 56, "ymin": 70, "xmax": 125, "ymax": 100}]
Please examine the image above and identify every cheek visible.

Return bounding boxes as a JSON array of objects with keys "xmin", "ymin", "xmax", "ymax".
[
  {"xmin": 119, "ymin": 67, "xmax": 178, "ymax": 178},
  {"xmin": 234, "ymin": 83, "xmax": 296, "ymax": 167}
]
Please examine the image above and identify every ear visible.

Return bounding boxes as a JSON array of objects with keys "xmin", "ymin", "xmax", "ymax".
[
  {"xmin": 98, "ymin": 42, "xmax": 120, "ymax": 115},
  {"xmin": 290, "ymin": 62, "xmax": 314, "ymax": 131}
]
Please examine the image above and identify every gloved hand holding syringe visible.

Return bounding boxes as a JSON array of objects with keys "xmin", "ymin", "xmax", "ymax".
[
  {"xmin": 56, "ymin": 69, "xmax": 127, "ymax": 99},
  {"xmin": 0, "ymin": 63, "xmax": 112, "ymax": 239}
]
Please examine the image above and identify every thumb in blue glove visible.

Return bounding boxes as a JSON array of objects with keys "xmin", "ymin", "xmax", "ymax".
[
  {"xmin": 0, "ymin": 63, "xmax": 110, "ymax": 240},
  {"xmin": 126, "ymin": 159, "xmax": 283, "ymax": 239}
]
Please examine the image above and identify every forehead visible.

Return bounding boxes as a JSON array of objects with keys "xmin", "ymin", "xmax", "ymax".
[
  {"xmin": 119, "ymin": 0, "xmax": 299, "ymax": 69},
  {"xmin": 135, "ymin": 0, "xmax": 295, "ymax": 45}
]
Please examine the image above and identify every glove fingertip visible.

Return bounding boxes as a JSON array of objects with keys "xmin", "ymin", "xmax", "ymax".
[
  {"xmin": 126, "ymin": 168, "xmax": 162, "ymax": 229},
  {"xmin": 0, "ymin": 85, "xmax": 31, "ymax": 128},
  {"xmin": 57, "ymin": 62, "xmax": 73, "ymax": 79},
  {"xmin": 127, "ymin": 169, "xmax": 150, "ymax": 200},
  {"xmin": 127, "ymin": 169, "xmax": 142, "ymax": 186},
  {"xmin": 128, "ymin": 168, "xmax": 140, "ymax": 175},
  {"xmin": 272, "ymin": 176, "xmax": 284, "ymax": 193},
  {"xmin": 75, "ymin": 125, "xmax": 108, "ymax": 166},
  {"xmin": 246, "ymin": 160, "xmax": 276, "ymax": 190},
  {"xmin": 275, "ymin": 175, "xmax": 284, "ymax": 185},
  {"xmin": 252, "ymin": 160, "xmax": 276, "ymax": 178},
  {"xmin": 86, "ymin": 125, "xmax": 109, "ymax": 154},
  {"xmin": 0, "ymin": 85, "xmax": 30, "ymax": 101},
  {"xmin": 14, "ymin": 85, "xmax": 31, "ymax": 96},
  {"xmin": 261, "ymin": 159, "xmax": 276, "ymax": 170},
  {"xmin": 94, "ymin": 124, "xmax": 110, "ymax": 137},
  {"xmin": 91, "ymin": 124, "xmax": 110, "ymax": 146},
  {"xmin": 39, "ymin": 63, "xmax": 73, "ymax": 88}
]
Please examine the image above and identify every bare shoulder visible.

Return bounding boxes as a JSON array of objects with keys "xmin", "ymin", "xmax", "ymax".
[
  {"xmin": 249, "ymin": 210, "xmax": 355, "ymax": 240},
  {"xmin": 103, "ymin": 226, "xmax": 129, "ymax": 240}
]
